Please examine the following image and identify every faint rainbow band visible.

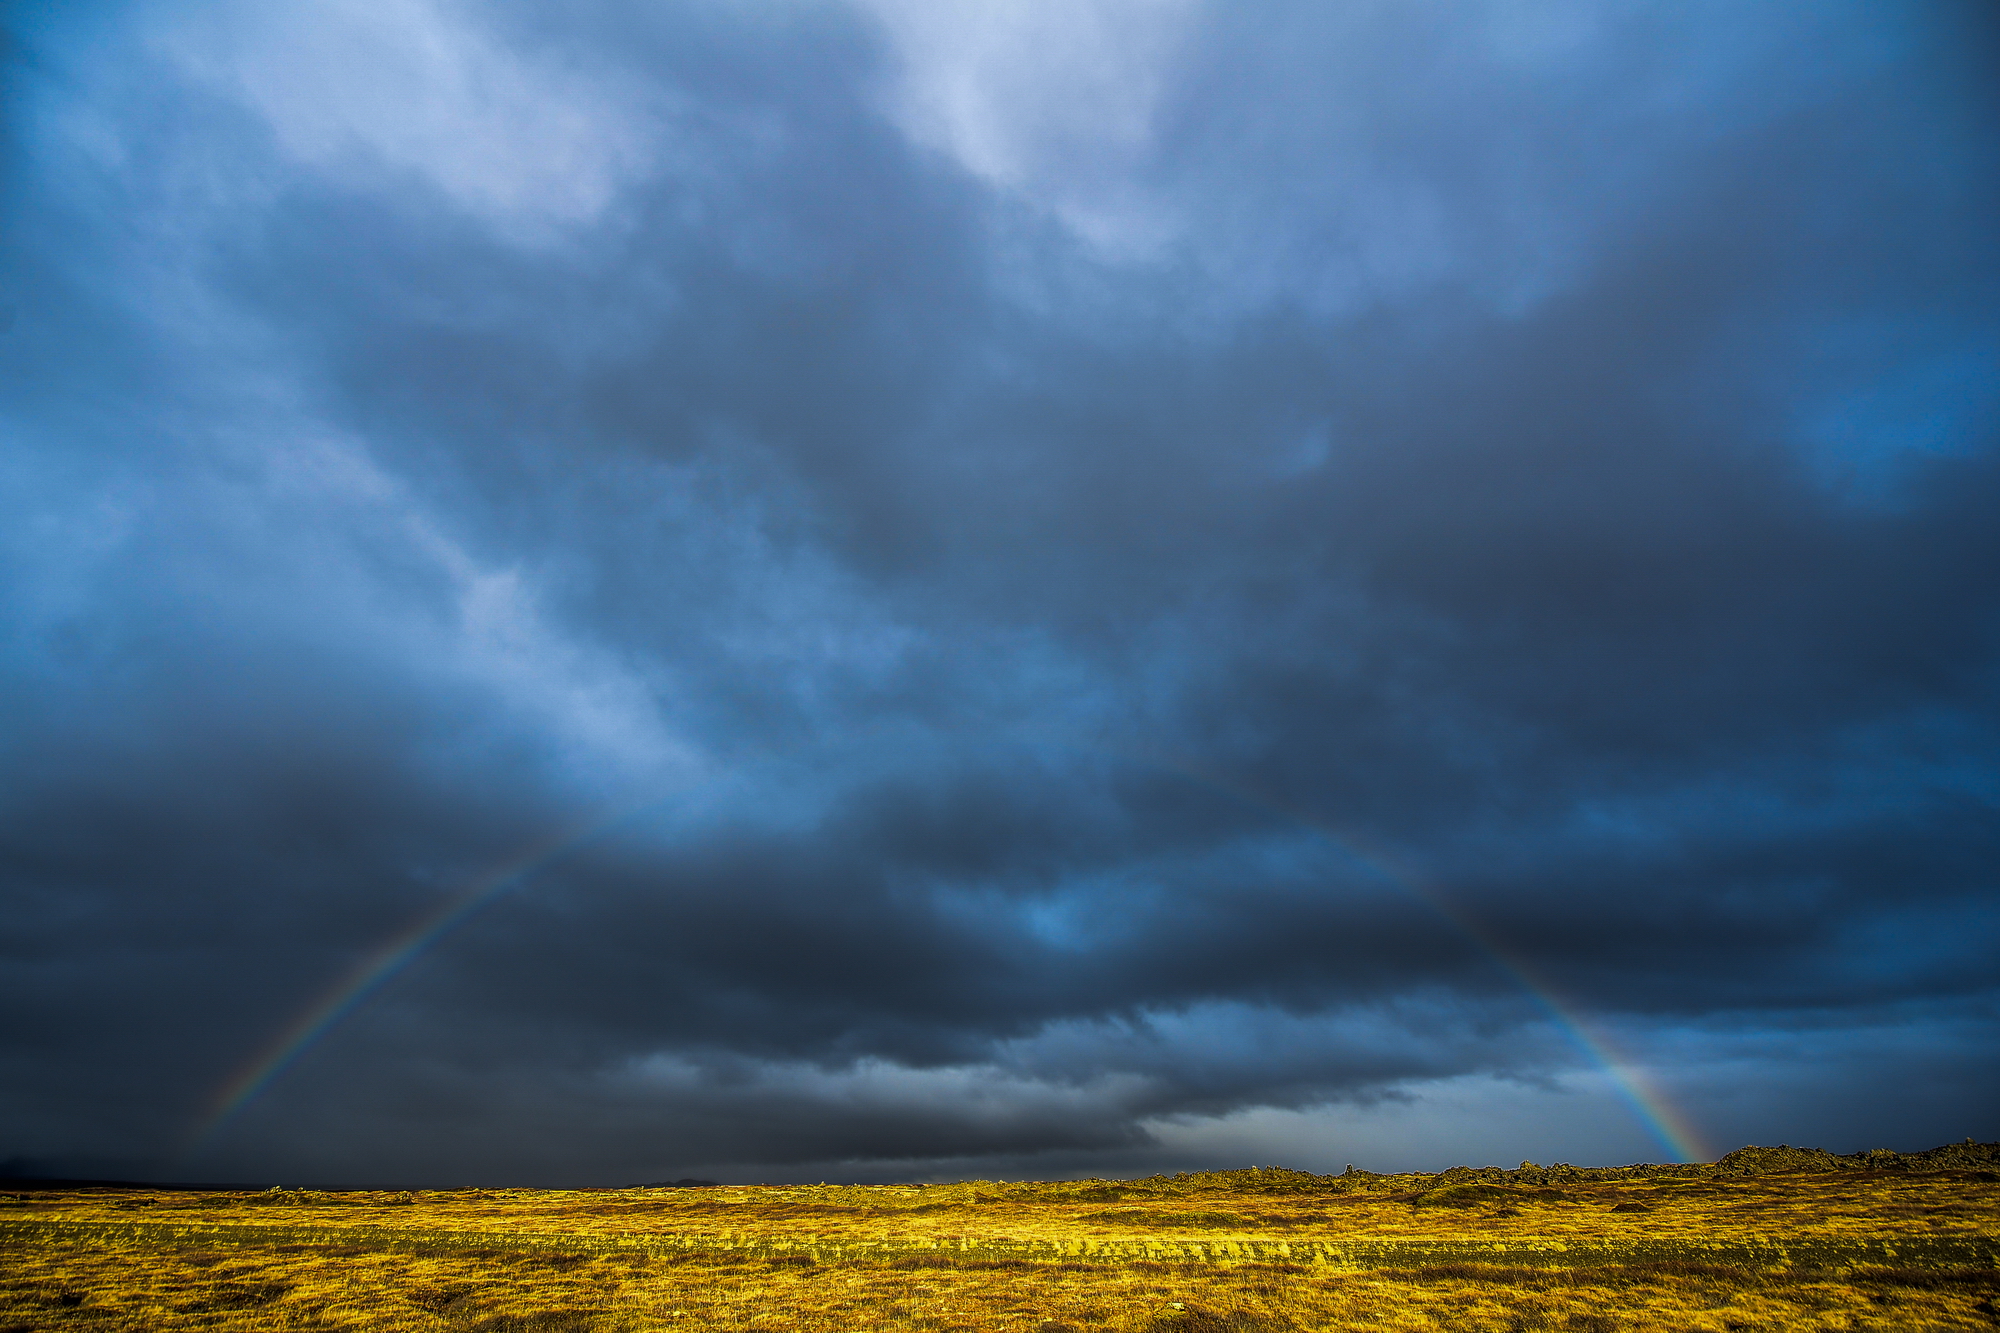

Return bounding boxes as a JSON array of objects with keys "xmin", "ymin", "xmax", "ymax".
[
  {"xmin": 1143, "ymin": 755, "xmax": 1711, "ymax": 1164},
  {"xmin": 186, "ymin": 753, "xmax": 1712, "ymax": 1167},
  {"xmin": 181, "ymin": 805, "xmax": 645, "ymax": 1161}
]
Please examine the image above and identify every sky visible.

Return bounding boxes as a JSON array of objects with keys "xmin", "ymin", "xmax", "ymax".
[{"xmin": 1, "ymin": 0, "xmax": 1996, "ymax": 1188}]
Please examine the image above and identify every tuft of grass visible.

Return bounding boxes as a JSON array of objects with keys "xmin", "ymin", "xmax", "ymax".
[
  {"xmin": 1085, "ymin": 1209, "xmax": 1261, "ymax": 1229},
  {"xmin": 1410, "ymin": 1184, "xmax": 1519, "ymax": 1208},
  {"xmin": 1143, "ymin": 1302, "xmax": 1297, "ymax": 1332}
]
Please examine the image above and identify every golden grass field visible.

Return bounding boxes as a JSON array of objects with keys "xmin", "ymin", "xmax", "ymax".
[{"xmin": 2, "ymin": 1143, "xmax": 1994, "ymax": 1331}]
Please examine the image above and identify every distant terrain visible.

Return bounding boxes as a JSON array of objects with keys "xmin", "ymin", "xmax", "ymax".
[{"xmin": 2, "ymin": 1141, "xmax": 1995, "ymax": 1330}]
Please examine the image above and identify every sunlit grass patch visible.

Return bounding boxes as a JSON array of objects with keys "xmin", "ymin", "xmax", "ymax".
[
  {"xmin": 2, "ymin": 1144, "xmax": 1995, "ymax": 1329},
  {"xmin": 5, "ymin": 1239, "xmax": 1997, "ymax": 1331}
]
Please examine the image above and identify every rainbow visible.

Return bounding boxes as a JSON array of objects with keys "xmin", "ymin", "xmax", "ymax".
[
  {"xmin": 185, "ymin": 753, "xmax": 1710, "ymax": 1169},
  {"xmin": 180, "ymin": 805, "xmax": 643, "ymax": 1162},
  {"xmin": 1139, "ymin": 754, "xmax": 1711, "ymax": 1164}
]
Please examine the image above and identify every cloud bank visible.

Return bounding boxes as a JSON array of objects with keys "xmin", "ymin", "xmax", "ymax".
[{"xmin": 1, "ymin": 0, "xmax": 1995, "ymax": 1184}]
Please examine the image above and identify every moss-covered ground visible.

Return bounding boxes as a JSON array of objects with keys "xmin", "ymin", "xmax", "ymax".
[{"xmin": 1, "ymin": 1142, "xmax": 1993, "ymax": 1330}]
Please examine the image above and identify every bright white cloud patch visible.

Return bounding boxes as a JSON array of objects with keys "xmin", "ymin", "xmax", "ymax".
[
  {"xmin": 856, "ymin": 0, "xmax": 1198, "ymax": 259},
  {"xmin": 152, "ymin": 0, "xmax": 657, "ymax": 241}
]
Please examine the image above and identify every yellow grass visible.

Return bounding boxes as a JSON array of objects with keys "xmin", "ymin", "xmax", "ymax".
[{"xmin": 3, "ymin": 1151, "xmax": 1995, "ymax": 1330}]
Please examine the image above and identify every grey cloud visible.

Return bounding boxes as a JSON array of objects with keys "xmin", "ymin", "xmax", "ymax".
[{"xmin": 1, "ymin": 0, "xmax": 1995, "ymax": 1185}]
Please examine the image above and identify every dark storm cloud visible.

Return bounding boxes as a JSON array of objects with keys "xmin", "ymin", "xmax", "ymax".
[{"xmin": 1, "ymin": 0, "xmax": 1995, "ymax": 1184}]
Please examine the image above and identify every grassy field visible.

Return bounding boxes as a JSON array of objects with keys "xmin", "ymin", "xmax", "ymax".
[{"xmin": 1, "ymin": 1142, "xmax": 1994, "ymax": 1331}]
